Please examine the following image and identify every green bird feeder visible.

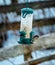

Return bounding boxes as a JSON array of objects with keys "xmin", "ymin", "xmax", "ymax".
[{"xmin": 19, "ymin": 0, "xmax": 34, "ymax": 44}]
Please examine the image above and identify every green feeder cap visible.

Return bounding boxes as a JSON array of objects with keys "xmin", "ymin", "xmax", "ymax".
[
  {"xmin": 21, "ymin": 8, "xmax": 34, "ymax": 18},
  {"xmin": 21, "ymin": 8, "xmax": 34, "ymax": 14}
]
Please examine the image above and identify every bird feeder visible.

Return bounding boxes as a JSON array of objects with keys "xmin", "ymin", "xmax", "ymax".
[{"xmin": 19, "ymin": 8, "xmax": 34, "ymax": 44}]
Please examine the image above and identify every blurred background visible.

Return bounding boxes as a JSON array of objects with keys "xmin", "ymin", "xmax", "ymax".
[{"xmin": 0, "ymin": 0, "xmax": 55, "ymax": 65}]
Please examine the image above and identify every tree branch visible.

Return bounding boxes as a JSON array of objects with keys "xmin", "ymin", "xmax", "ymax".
[
  {"xmin": 0, "ymin": 33, "xmax": 55, "ymax": 61},
  {"xmin": 20, "ymin": 54, "xmax": 55, "ymax": 65}
]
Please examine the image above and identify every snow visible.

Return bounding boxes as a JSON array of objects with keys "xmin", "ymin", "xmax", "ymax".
[
  {"xmin": 6, "ymin": 12, "xmax": 19, "ymax": 23},
  {"xmin": 0, "ymin": 7, "xmax": 55, "ymax": 23},
  {"xmin": 0, "ymin": 0, "xmax": 11, "ymax": 5},
  {"xmin": 33, "ymin": 25, "xmax": 55, "ymax": 35},
  {"xmin": 18, "ymin": 0, "xmax": 49, "ymax": 4},
  {"xmin": 3, "ymin": 30, "xmax": 20, "ymax": 48}
]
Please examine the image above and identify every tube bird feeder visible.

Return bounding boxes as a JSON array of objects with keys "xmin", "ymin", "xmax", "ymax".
[{"xmin": 19, "ymin": 8, "xmax": 34, "ymax": 44}]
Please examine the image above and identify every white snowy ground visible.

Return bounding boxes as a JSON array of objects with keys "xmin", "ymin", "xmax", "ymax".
[{"xmin": 0, "ymin": 30, "xmax": 55, "ymax": 65}]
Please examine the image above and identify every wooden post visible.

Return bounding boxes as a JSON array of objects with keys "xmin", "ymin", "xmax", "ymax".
[
  {"xmin": 21, "ymin": 54, "xmax": 55, "ymax": 65},
  {"xmin": 24, "ymin": 52, "xmax": 32, "ymax": 61},
  {"xmin": 24, "ymin": 45, "xmax": 32, "ymax": 61}
]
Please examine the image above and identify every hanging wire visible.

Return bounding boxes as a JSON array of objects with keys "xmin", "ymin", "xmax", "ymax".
[
  {"xmin": 24, "ymin": 0, "xmax": 29, "ymax": 7},
  {"xmin": 26, "ymin": 0, "xmax": 29, "ymax": 7}
]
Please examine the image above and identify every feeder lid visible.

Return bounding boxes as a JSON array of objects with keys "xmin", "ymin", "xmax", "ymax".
[{"xmin": 21, "ymin": 8, "xmax": 33, "ymax": 14}]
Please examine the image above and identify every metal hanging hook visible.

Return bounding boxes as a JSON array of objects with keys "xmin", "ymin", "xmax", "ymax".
[{"xmin": 26, "ymin": 0, "xmax": 29, "ymax": 7}]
